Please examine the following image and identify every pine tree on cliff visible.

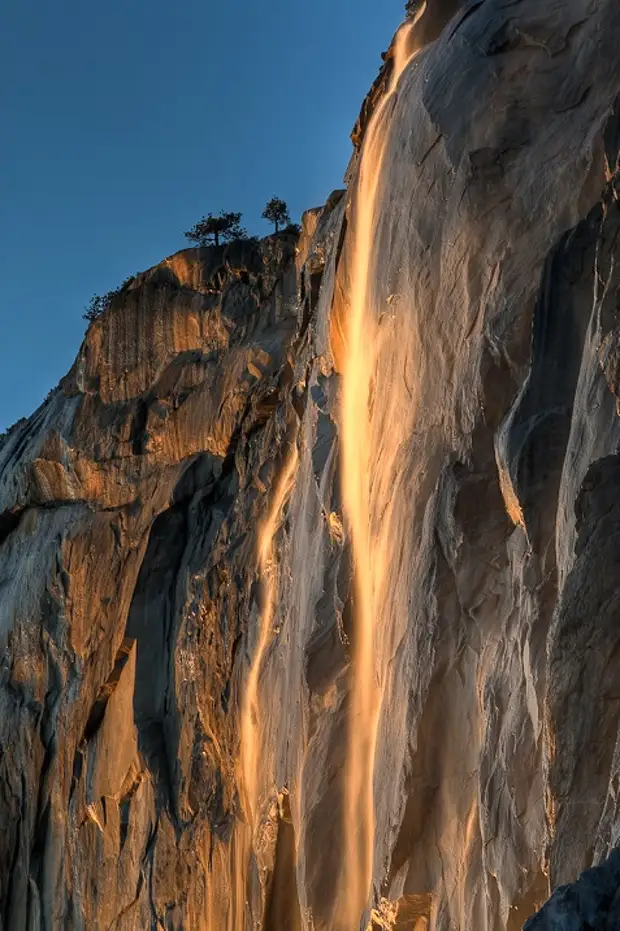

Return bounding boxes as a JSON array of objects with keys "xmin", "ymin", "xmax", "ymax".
[
  {"xmin": 184, "ymin": 211, "xmax": 247, "ymax": 247},
  {"xmin": 262, "ymin": 196, "xmax": 291, "ymax": 233}
]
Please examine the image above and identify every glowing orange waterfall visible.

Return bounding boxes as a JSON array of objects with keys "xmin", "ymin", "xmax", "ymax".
[
  {"xmin": 337, "ymin": 17, "xmax": 419, "ymax": 930},
  {"xmin": 237, "ymin": 440, "xmax": 299, "ymax": 921}
]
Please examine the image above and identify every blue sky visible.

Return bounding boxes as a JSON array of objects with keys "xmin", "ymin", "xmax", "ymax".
[{"xmin": 0, "ymin": 0, "xmax": 404, "ymax": 431}]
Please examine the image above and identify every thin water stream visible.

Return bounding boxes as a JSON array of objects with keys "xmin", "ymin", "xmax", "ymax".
[
  {"xmin": 236, "ymin": 441, "xmax": 299, "ymax": 928},
  {"xmin": 236, "ymin": 11, "xmax": 420, "ymax": 929},
  {"xmin": 240, "ymin": 443, "xmax": 299, "ymax": 830}
]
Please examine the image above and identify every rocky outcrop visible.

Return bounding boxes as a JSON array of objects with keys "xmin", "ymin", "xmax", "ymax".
[
  {"xmin": 524, "ymin": 850, "xmax": 620, "ymax": 930},
  {"xmin": 0, "ymin": 232, "xmax": 305, "ymax": 929},
  {"xmin": 3, "ymin": 1, "xmax": 620, "ymax": 929}
]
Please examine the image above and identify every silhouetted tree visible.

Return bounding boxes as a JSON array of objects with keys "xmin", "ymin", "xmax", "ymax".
[
  {"xmin": 184, "ymin": 211, "xmax": 247, "ymax": 247},
  {"xmin": 83, "ymin": 292, "xmax": 114, "ymax": 321},
  {"xmin": 262, "ymin": 197, "xmax": 291, "ymax": 233},
  {"xmin": 83, "ymin": 276, "xmax": 135, "ymax": 322}
]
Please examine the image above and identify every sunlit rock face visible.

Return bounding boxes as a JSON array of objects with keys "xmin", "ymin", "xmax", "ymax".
[
  {"xmin": 3, "ymin": 1, "xmax": 620, "ymax": 929},
  {"xmin": 0, "ymin": 233, "xmax": 303, "ymax": 929}
]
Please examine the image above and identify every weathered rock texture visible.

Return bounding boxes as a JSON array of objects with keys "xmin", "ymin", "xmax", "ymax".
[{"xmin": 2, "ymin": 1, "xmax": 620, "ymax": 929}]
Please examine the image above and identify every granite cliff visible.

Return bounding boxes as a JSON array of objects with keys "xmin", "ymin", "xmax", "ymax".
[{"xmin": 2, "ymin": 1, "xmax": 620, "ymax": 929}]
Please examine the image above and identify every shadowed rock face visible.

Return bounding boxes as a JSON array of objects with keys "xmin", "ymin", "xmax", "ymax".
[
  {"xmin": 524, "ymin": 850, "xmax": 620, "ymax": 930},
  {"xmin": 2, "ymin": 2, "xmax": 620, "ymax": 930}
]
